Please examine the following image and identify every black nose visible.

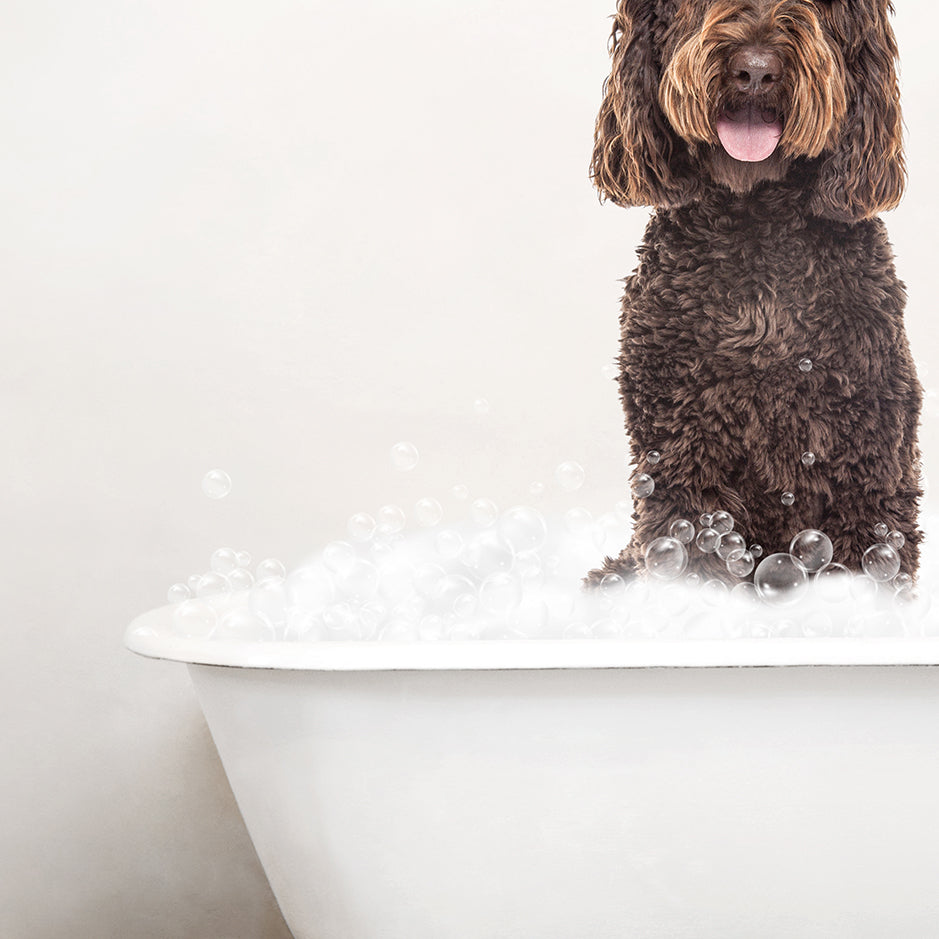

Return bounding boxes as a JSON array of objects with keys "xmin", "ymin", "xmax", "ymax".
[{"xmin": 729, "ymin": 47, "xmax": 783, "ymax": 94}]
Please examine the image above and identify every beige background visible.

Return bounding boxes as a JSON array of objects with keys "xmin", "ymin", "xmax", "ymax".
[{"xmin": 2, "ymin": 1, "xmax": 937, "ymax": 936}]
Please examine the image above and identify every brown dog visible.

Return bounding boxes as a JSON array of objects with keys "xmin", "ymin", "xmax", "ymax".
[{"xmin": 587, "ymin": 0, "xmax": 922, "ymax": 585}]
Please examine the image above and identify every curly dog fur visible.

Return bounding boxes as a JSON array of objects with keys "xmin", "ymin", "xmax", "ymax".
[{"xmin": 587, "ymin": 0, "xmax": 922, "ymax": 585}]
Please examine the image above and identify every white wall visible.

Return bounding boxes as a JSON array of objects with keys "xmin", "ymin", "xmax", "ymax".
[{"xmin": 2, "ymin": 1, "xmax": 936, "ymax": 936}]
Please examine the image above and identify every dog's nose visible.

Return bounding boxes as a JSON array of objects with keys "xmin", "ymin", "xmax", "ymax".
[{"xmin": 729, "ymin": 48, "xmax": 782, "ymax": 94}]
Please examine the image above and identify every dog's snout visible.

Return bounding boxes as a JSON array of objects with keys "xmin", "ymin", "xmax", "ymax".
[{"xmin": 729, "ymin": 48, "xmax": 783, "ymax": 94}]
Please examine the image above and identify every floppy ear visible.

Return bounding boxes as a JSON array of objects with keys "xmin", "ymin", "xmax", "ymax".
[
  {"xmin": 809, "ymin": 0, "xmax": 905, "ymax": 221},
  {"xmin": 590, "ymin": 0, "xmax": 701, "ymax": 208}
]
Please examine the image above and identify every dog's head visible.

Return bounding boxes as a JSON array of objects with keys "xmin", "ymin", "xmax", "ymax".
[{"xmin": 591, "ymin": 0, "xmax": 904, "ymax": 220}]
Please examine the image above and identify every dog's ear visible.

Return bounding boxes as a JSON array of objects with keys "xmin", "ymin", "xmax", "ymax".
[
  {"xmin": 809, "ymin": 0, "xmax": 905, "ymax": 221},
  {"xmin": 590, "ymin": 0, "xmax": 700, "ymax": 208}
]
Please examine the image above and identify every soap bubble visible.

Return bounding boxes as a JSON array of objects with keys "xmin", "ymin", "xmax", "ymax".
[
  {"xmin": 749, "ymin": 544, "xmax": 764, "ymax": 559},
  {"xmin": 754, "ymin": 553, "xmax": 808, "ymax": 607},
  {"xmin": 414, "ymin": 563, "xmax": 447, "ymax": 598},
  {"xmin": 726, "ymin": 550, "xmax": 755, "ymax": 578},
  {"xmin": 335, "ymin": 558, "xmax": 380, "ymax": 601},
  {"xmin": 717, "ymin": 531, "xmax": 746, "ymax": 561},
  {"xmin": 202, "ymin": 469, "xmax": 232, "ymax": 499},
  {"xmin": 893, "ymin": 572, "xmax": 913, "ymax": 591},
  {"xmin": 781, "ymin": 492, "xmax": 795, "ymax": 507},
  {"xmin": 886, "ymin": 530, "xmax": 906, "ymax": 550},
  {"xmin": 462, "ymin": 531, "xmax": 514, "ymax": 576},
  {"xmin": 348, "ymin": 512, "xmax": 377, "ymax": 543},
  {"xmin": 701, "ymin": 580, "xmax": 729, "ymax": 604},
  {"xmin": 789, "ymin": 529, "xmax": 833, "ymax": 574},
  {"xmin": 894, "ymin": 585, "xmax": 931, "ymax": 620},
  {"xmin": 479, "ymin": 572, "xmax": 522, "ymax": 615},
  {"xmin": 167, "ymin": 583, "xmax": 191, "ymax": 604},
  {"xmin": 874, "ymin": 522, "xmax": 889, "ymax": 539},
  {"xmin": 377, "ymin": 504, "xmax": 406, "ymax": 534},
  {"xmin": 529, "ymin": 481, "xmax": 546, "ymax": 499},
  {"xmin": 390, "ymin": 441, "xmax": 419, "ymax": 472},
  {"xmin": 433, "ymin": 574, "xmax": 477, "ymax": 612},
  {"xmin": 696, "ymin": 528, "xmax": 720, "ymax": 554},
  {"xmin": 473, "ymin": 397, "xmax": 491, "ymax": 415},
  {"xmin": 798, "ymin": 358, "xmax": 813, "ymax": 373},
  {"xmin": 498, "ymin": 506, "xmax": 548, "ymax": 554},
  {"xmin": 286, "ymin": 566, "xmax": 334, "ymax": 611},
  {"xmin": 669, "ymin": 519, "xmax": 695, "ymax": 544},
  {"xmin": 415, "ymin": 497, "xmax": 444, "ymax": 528},
  {"xmin": 257, "ymin": 557, "xmax": 287, "ymax": 581},
  {"xmin": 173, "ymin": 600, "xmax": 217, "ymax": 638},
  {"xmin": 850, "ymin": 575, "xmax": 879, "ymax": 602},
  {"xmin": 598, "ymin": 572, "xmax": 627, "ymax": 601},
  {"xmin": 814, "ymin": 562, "xmax": 852, "ymax": 602},
  {"xmin": 644, "ymin": 537, "xmax": 688, "ymax": 581},
  {"xmin": 187, "ymin": 574, "xmax": 201, "ymax": 593},
  {"xmin": 418, "ymin": 614, "xmax": 445, "ymax": 641},
  {"xmin": 699, "ymin": 513, "xmax": 713, "ymax": 528},
  {"xmin": 555, "ymin": 461, "xmax": 586, "ymax": 492},
  {"xmin": 228, "ymin": 568, "xmax": 254, "ymax": 591},
  {"xmin": 323, "ymin": 541, "xmax": 356, "ymax": 574},
  {"xmin": 451, "ymin": 484, "xmax": 469, "ymax": 501},
  {"xmin": 801, "ymin": 451, "xmax": 816, "ymax": 467},
  {"xmin": 471, "ymin": 498, "xmax": 499, "ymax": 527},
  {"xmin": 632, "ymin": 474, "xmax": 654, "ymax": 499},
  {"xmin": 731, "ymin": 581, "xmax": 758, "ymax": 603},
  {"xmin": 236, "ymin": 550, "xmax": 252, "ymax": 569},
  {"xmin": 862, "ymin": 543, "xmax": 901, "ymax": 582},
  {"xmin": 564, "ymin": 507, "xmax": 594, "ymax": 535},
  {"xmin": 646, "ymin": 450, "xmax": 661, "ymax": 465},
  {"xmin": 601, "ymin": 362, "xmax": 618, "ymax": 381},
  {"xmin": 195, "ymin": 572, "xmax": 230, "ymax": 598},
  {"xmin": 323, "ymin": 602, "xmax": 360, "ymax": 638},
  {"xmin": 452, "ymin": 592, "xmax": 477, "ymax": 618},
  {"xmin": 215, "ymin": 608, "xmax": 276, "ymax": 642},
  {"xmin": 710, "ymin": 511, "xmax": 734, "ymax": 534},
  {"xmin": 210, "ymin": 547, "xmax": 239, "ymax": 575},
  {"xmin": 249, "ymin": 578, "xmax": 287, "ymax": 626},
  {"xmin": 434, "ymin": 529, "xmax": 464, "ymax": 559}
]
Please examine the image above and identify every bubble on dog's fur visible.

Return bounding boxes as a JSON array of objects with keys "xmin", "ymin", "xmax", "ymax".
[
  {"xmin": 710, "ymin": 510, "xmax": 734, "ymax": 534},
  {"xmin": 646, "ymin": 450, "xmax": 661, "ymax": 465},
  {"xmin": 556, "ymin": 460, "xmax": 586, "ymax": 492},
  {"xmin": 717, "ymin": 531, "xmax": 746, "ymax": 560},
  {"xmin": 874, "ymin": 522, "xmax": 889, "ymax": 539},
  {"xmin": 669, "ymin": 518, "xmax": 696, "ymax": 544},
  {"xmin": 887, "ymin": 529, "xmax": 906, "ymax": 550},
  {"xmin": 644, "ymin": 536, "xmax": 689, "ymax": 580},
  {"xmin": 798, "ymin": 358, "xmax": 813, "ymax": 373},
  {"xmin": 781, "ymin": 492, "xmax": 796, "ymax": 506},
  {"xmin": 789, "ymin": 529, "xmax": 834, "ymax": 574},
  {"xmin": 862, "ymin": 543, "xmax": 901, "ymax": 582},
  {"xmin": 749, "ymin": 543, "xmax": 764, "ymax": 559},
  {"xmin": 390, "ymin": 441, "xmax": 419, "ymax": 472},
  {"xmin": 727, "ymin": 550, "xmax": 755, "ymax": 578},
  {"xmin": 802, "ymin": 451, "xmax": 816, "ymax": 466},
  {"xmin": 696, "ymin": 527, "xmax": 720, "ymax": 554},
  {"xmin": 633, "ymin": 473, "xmax": 655, "ymax": 498},
  {"xmin": 754, "ymin": 553, "xmax": 809, "ymax": 607},
  {"xmin": 699, "ymin": 512, "xmax": 713, "ymax": 528},
  {"xmin": 202, "ymin": 469, "xmax": 232, "ymax": 499}
]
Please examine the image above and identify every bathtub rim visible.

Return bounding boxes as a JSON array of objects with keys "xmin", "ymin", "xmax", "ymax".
[{"xmin": 125, "ymin": 603, "xmax": 939, "ymax": 671}]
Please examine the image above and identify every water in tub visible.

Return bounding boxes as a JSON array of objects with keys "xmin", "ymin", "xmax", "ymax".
[{"xmin": 146, "ymin": 441, "xmax": 937, "ymax": 644}]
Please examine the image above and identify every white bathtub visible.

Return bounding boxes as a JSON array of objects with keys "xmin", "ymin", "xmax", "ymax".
[{"xmin": 126, "ymin": 605, "xmax": 939, "ymax": 939}]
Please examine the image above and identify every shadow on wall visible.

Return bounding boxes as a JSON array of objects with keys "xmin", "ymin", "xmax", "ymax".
[{"xmin": 4, "ymin": 698, "xmax": 293, "ymax": 939}]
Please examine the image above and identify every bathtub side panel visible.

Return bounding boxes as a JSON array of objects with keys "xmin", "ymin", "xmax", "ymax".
[{"xmin": 188, "ymin": 664, "xmax": 939, "ymax": 939}]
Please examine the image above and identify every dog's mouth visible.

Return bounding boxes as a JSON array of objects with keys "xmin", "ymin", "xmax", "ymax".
[{"xmin": 716, "ymin": 104, "xmax": 783, "ymax": 163}]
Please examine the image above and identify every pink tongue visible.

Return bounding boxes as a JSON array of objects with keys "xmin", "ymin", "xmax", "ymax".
[{"xmin": 716, "ymin": 106, "xmax": 782, "ymax": 162}]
